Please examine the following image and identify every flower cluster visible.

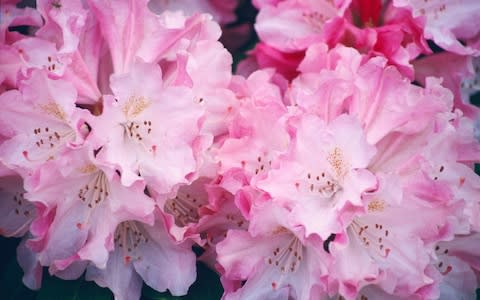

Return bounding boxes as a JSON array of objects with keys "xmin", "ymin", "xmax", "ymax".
[{"xmin": 1, "ymin": 0, "xmax": 479, "ymax": 299}]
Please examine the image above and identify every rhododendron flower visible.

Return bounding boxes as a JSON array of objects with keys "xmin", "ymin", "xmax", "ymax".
[
  {"xmin": 257, "ymin": 113, "xmax": 377, "ymax": 239},
  {"xmin": 0, "ymin": 166, "xmax": 35, "ymax": 237},
  {"xmin": 217, "ymin": 202, "xmax": 330, "ymax": 300},
  {"xmin": 86, "ymin": 210, "xmax": 197, "ymax": 300},
  {"xmin": 394, "ymin": 0, "xmax": 480, "ymax": 55},
  {"xmin": 255, "ymin": 0, "xmax": 351, "ymax": 52},
  {"xmin": 0, "ymin": 70, "xmax": 89, "ymax": 175},
  {"xmin": 91, "ymin": 60, "xmax": 204, "ymax": 194},
  {"xmin": 25, "ymin": 147, "xmax": 155, "ymax": 270}
]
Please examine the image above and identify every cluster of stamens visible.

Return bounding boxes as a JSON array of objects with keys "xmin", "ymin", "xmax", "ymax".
[
  {"xmin": 12, "ymin": 191, "xmax": 33, "ymax": 222},
  {"xmin": 295, "ymin": 170, "xmax": 340, "ymax": 198},
  {"xmin": 78, "ymin": 171, "xmax": 110, "ymax": 209},
  {"xmin": 266, "ymin": 235, "xmax": 304, "ymax": 274},
  {"xmin": 165, "ymin": 190, "xmax": 205, "ymax": 227},
  {"xmin": 46, "ymin": 56, "xmax": 60, "ymax": 72},
  {"xmin": 225, "ymin": 213, "xmax": 245, "ymax": 229},
  {"xmin": 114, "ymin": 221, "xmax": 150, "ymax": 264},
  {"xmin": 351, "ymin": 220, "xmax": 391, "ymax": 258},
  {"xmin": 418, "ymin": 1, "xmax": 447, "ymax": 17},
  {"xmin": 432, "ymin": 165, "xmax": 445, "ymax": 181},
  {"xmin": 239, "ymin": 153, "xmax": 273, "ymax": 177},
  {"xmin": 23, "ymin": 126, "xmax": 73, "ymax": 162},
  {"xmin": 124, "ymin": 120, "xmax": 152, "ymax": 142},
  {"xmin": 434, "ymin": 244, "xmax": 452, "ymax": 275},
  {"xmin": 302, "ymin": 11, "xmax": 328, "ymax": 32}
]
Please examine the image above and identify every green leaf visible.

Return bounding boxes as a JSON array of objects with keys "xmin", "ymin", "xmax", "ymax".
[{"xmin": 36, "ymin": 273, "xmax": 112, "ymax": 300}]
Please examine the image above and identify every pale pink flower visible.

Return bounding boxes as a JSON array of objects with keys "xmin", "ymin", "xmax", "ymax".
[
  {"xmin": 414, "ymin": 53, "xmax": 480, "ymax": 119},
  {"xmin": 291, "ymin": 44, "xmax": 453, "ymax": 144},
  {"xmin": 257, "ymin": 113, "xmax": 377, "ymax": 240},
  {"xmin": 215, "ymin": 70, "xmax": 290, "ymax": 191},
  {"xmin": 148, "ymin": 0, "xmax": 239, "ymax": 25},
  {"xmin": 0, "ymin": 167, "xmax": 35, "ymax": 237},
  {"xmin": 255, "ymin": 0, "xmax": 351, "ymax": 52},
  {"xmin": 88, "ymin": 0, "xmax": 221, "ymax": 74},
  {"xmin": 86, "ymin": 210, "xmax": 197, "ymax": 300},
  {"xmin": 434, "ymin": 233, "xmax": 480, "ymax": 299},
  {"xmin": 25, "ymin": 147, "xmax": 155, "ymax": 270},
  {"xmin": 160, "ymin": 177, "xmax": 213, "ymax": 242},
  {"xmin": 0, "ymin": 70, "xmax": 90, "ymax": 175},
  {"xmin": 91, "ymin": 60, "xmax": 204, "ymax": 195},
  {"xmin": 394, "ymin": 0, "xmax": 480, "ymax": 55},
  {"xmin": 217, "ymin": 202, "xmax": 330, "ymax": 300},
  {"xmin": 328, "ymin": 182, "xmax": 435, "ymax": 298},
  {"xmin": 194, "ymin": 176, "xmax": 248, "ymax": 268}
]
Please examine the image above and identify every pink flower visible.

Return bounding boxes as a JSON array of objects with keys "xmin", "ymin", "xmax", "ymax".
[
  {"xmin": 86, "ymin": 210, "xmax": 197, "ymax": 300},
  {"xmin": 194, "ymin": 176, "xmax": 249, "ymax": 268},
  {"xmin": 291, "ymin": 44, "xmax": 452, "ymax": 144},
  {"xmin": 434, "ymin": 233, "xmax": 480, "ymax": 299},
  {"xmin": 25, "ymin": 147, "xmax": 155, "ymax": 270},
  {"xmin": 88, "ymin": 0, "xmax": 221, "ymax": 74},
  {"xmin": 160, "ymin": 177, "xmax": 213, "ymax": 242},
  {"xmin": 0, "ymin": 70, "xmax": 90, "ymax": 175},
  {"xmin": 148, "ymin": 0, "xmax": 239, "ymax": 25},
  {"xmin": 414, "ymin": 52, "xmax": 480, "ymax": 119},
  {"xmin": 257, "ymin": 113, "xmax": 377, "ymax": 240},
  {"xmin": 255, "ymin": 0, "xmax": 351, "ymax": 52},
  {"xmin": 0, "ymin": 166, "xmax": 35, "ymax": 237},
  {"xmin": 91, "ymin": 60, "xmax": 204, "ymax": 194},
  {"xmin": 328, "ymin": 185, "xmax": 435, "ymax": 298},
  {"xmin": 394, "ymin": 0, "xmax": 480, "ymax": 55},
  {"xmin": 242, "ymin": 42, "xmax": 305, "ymax": 81},
  {"xmin": 215, "ymin": 70, "xmax": 290, "ymax": 190},
  {"xmin": 217, "ymin": 202, "xmax": 330, "ymax": 300}
]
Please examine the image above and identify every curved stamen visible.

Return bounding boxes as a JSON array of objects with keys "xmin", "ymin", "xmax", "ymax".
[
  {"xmin": 23, "ymin": 127, "xmax": 75, "ymax": 162},
  {"xmin": 350, "ymin": 219, "xmax": 391, "ymax": 258},
  {"xmin": 265, "ymin": 234, "xmax": 304, "ymax": 273}
]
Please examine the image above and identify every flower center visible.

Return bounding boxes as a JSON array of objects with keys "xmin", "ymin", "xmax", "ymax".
[
  {"xmin": 434, "ymin": 244, "xmax": 452, "ymax": 275},
  {"xmin": 77, "ymin": 170, "xmax": 110, "ymax": 209},
  {"xmin": 165, "ymin": 189, "xmax": 206, "ymax": 227},
  {"xmin": 296, "ymin": 170, "xmax": 341, "ymax": 198},
  {"xmin": 114, "ymin": 221, "xmax": 150, "ymax": 264},
  {"xmin": 22, "ymin": 126, "xmax": 75, "ymax": 162},
  {"xmin": 265, "ymin": 234, "xmax": 304, "ymax": 274},
  {"xmin": 123, "ymin": 120, "xmax": 153, "ymax": 142},
  {"xmin": 350, "ymin": 219, "xmax": 391, "ymax": 258}
]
